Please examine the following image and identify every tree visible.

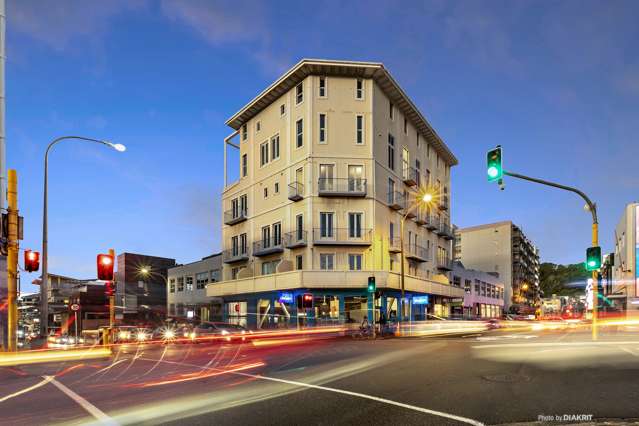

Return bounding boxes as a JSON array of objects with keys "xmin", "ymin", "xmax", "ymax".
[{"xmin": 539, "ymin": 262, "xmax": 589, "ymax": 297}]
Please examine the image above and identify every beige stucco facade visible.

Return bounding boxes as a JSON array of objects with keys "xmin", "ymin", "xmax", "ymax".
[{"xmin": 210, "ymin": 59, "xmax": 460, "ymax": 304}]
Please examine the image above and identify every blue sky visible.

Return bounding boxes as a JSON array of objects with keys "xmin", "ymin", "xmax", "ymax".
[{"xmin": 9, "ymin": 0, "xmax": 639, "ymax": 293}]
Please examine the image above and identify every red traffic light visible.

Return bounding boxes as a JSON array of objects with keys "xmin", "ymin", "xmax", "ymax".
[
  {"xmin": 302, "ymin": 293, "xmax": 313, "ymax": 308},
  {"xmin": 24, "ymin": 250, "xmax": 40, "ymax": 272},
  {"xmin": 97, "ymin": 253, "xmax": 115, "ymax": 281}
]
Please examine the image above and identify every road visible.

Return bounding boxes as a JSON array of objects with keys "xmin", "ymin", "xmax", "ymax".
[{"xmin": 3, "ymin": 325, "xmax": 639, "ymax": 425}]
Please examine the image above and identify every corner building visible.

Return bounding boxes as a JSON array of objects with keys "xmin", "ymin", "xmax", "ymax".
[{"xmin": 209, "ymin": 59, "xmax": 462, "ymax": 328}]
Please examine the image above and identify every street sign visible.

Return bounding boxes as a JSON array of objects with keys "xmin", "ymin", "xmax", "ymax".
[
  {"xmin": 413, "ymin": 295, "xmax": 429, "ymax": 305},
  {"xmin": 70, "ymin": 303, "xmax": 80, "ymax": 311}
]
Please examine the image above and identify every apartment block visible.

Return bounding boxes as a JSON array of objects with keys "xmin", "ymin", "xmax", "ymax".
[
  {"xmin": 611, "ymin": 203, "xmax": 639, "ymax": 312},
  {"xmin": 451, "ymin": 261, "xmax": 504, "ymax": 319},
  {"xmin": 455, "ymin": 221, "xmax": 540, "ymax": 311},
  {"xmin": 210, "ymin": 59, "xmax": 462, "ymax": 328}
]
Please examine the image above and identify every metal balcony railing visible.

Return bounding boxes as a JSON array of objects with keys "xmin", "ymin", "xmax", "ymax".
[
  {"xmin": 223, "ymin": 247, "xmax": 248, "ymax": 263},
  {"xmin": 424, "ymin": 213, "xmax": 437, "ymax": 230},
  {"xmin": 284, "ymin": 230, "xmax": 307, "ymax": 249},
  {"xmin": 387, "ymin": 190, "xmax": 405, "ymax": 210},
  {"xmin": 388, "ymin": 237, "xmax": 402, "ymax": 253},
  {"xmin": 437, "ymin": 257, "xmax": 453, "ymax": 271},
  {"xmin": 439, "ymin": 194, "xmax": 449, "ymax": 210},
  {"xmin": 438, "ymin": 222, "xmax": 454, "ymax": 240},
  {"xmin": 313, "ymin": 228, "xmax": 372, "ymax": 246},
  {"xmin": 253, "ymin": 236, "xmax": 284, "ymax": 257},
  {"xmin": 224, "ymin": 208, "xmax": 247, "ymax": 225},
  {"xmin": 402, "ymin": 166, "xmax": 418, "ymax": 186},
  {"xmin": 288, "ymin": 182, "xmax": 304, "ymax": 201},
  {"xmin": 318, "ymin": 178, "xmax": 367, "ymax": 197},
  {"xmin": 405, "ymin": 243, "xmax": 429, "ymax": 262},
  {"xmin": 414, "ymin": 210, "xmax": 428, "ymax": 225}
]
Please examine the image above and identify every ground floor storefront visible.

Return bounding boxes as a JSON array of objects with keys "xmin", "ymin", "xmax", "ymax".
[{"xmin": 218, "ymin": 289, "xmax": 459, "ymax": 329}]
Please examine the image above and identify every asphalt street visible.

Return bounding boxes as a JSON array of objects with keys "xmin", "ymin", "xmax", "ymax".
[{"xmin": 3, "ymin": 326, "xmax": 639, "ymax": 425}]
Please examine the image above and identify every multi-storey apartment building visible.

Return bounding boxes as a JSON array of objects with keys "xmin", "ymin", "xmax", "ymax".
[
  {"xmin": 455, "ymin": 221, "xmax": 540, "ymax": 311},
  {"xmin": 451, "ymin": 261, "xmax": 504, "ymax": 319},
  {"xmin": 209, "ymin": 59, "xmax": 462, "ymax": 328},
  {"xmin": 611, "ymin": 203, "xmax": 639, "ymax": 312}
]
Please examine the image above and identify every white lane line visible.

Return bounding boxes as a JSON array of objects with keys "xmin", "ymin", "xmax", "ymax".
[
  {"xmin": 45, "ymin": 376, "xmax": 118, "ymax": 425},
  {"xmin": 138, "ymin": 357, "xmax": 483, "ymax": 426},
  {"xmin": 0, "ymin": 376, "xmax": 54, "ymax": 403},
  {"xmin": 619, "ymin": 346, "xmax": 639, "ymax": 357},
  {"xmin": 472, "ymin": 340, "xmax": 639, "ymax": 349}
]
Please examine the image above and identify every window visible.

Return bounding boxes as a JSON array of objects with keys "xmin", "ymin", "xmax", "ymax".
[
  {"xmin": 453, "ymin": 276, "xmax": 461, "ymax": 287},
  {"xmin": 242, "ymin": 154, "xmax": 247, "ymax": 177},
  {"xmin": 389, "ymin": 222, "xmax": 395, "ymax": 241},
  {"xmin": 296, "ymin": 214, "xmax": 304, "ymax": 240},
  {"xmin": 388, "ymin": 178, "xmax": 395, "ymax": 203},
  {"xmin": 464, "ymin": 279, "xmax": 471, "ymax": 294},
  {"xmin": 318, "ymin": 76, "xmax": 326, "ymax": 97},
  {"xmin": 242, "ymin": 124, "xmax": 247, "ymax": 141},
  {"xmin": 320, "ymin": 253, "xmax": 335, "ymax": 270},
  {"xmin": 196, "ymin": 272, "xmax": 208, "ymax": 289},
  {"xmin": 356, "ymin": 78, "xmax": 364, "ymax": 99},
  {"xmin": 169, "ymin": 278, "xmax": 175, "ymax": 293},
  {"xmin": 388, "ymin": 134, "xmax": 395, "ymax": 170},
  {"xmin": 240, "ymin": 194, "xmax": 247, "ymax": 215},
  {"xmin": 210, "ymin": 270, "xmax": 220, "ymax": 282},
  {"xmin": 319, "ymin": 113, "xmax": 327, "ymax": 143},
  {"xmin": 319, "ymin": 163, "xmax": 334, "ymax": 191},
  {"xmin": 262, "ymin": 225, "xmax": 271, "ymax": 247},
  {"xmin": 263, "ymin": 187, "xmax": 268, "ymax": 198},
  {"xmin": 270, "ymin": 135, "xmax": 280, "ymax": 160},
  {"xmin": 261, "ymin": 260, "xmax": 278, "ymax": 275},
  {"xmin": 280, "ymin": 104, "xmax": 285, "ymax": 116},
  {"xmin": 404, "ymin": 117, "xmax": 408, "ymax": 134},
  {"xmin": 402, "ymin": 147, "xmax": 409, "ymax": 180},
  {"xmin": 231, "ymin": 267, "xmax": 240, "ymax": 280},
  {"xmin": 356, "ymin": 115, "xmax": 364, "ymax": 144},
  {"xmin": 273, "ymin": 222, "xmax": 282, "ymax": 245},
  {"xmin": 415, "ymin": 159, "xmax": 421, "ymax": 186},
  {"xmin": 389, "ymin": 100, "xmax": 394, "ymax": 120},
  {"xmin": 475, "ymin": 279, "xmax": 480, "ymax": 295},
  {"xmin": 295, "ymin": 82, "xmax": 303, "ymax": 104},
  {"xmin": 296, "ymin": 255, "xmax": 303, "ymax": 270},
  {"xmin": 296, "ymin": 119, "xmax": 304, "ymax": 148},
  {"xmin": 416, "ymin": 131, "xmax": 420, "ymax": 147},
  {"xmin": 274, "ymin": 182, "xmax": 279, "ymax": 193},
  {"xmin": 320, "ymin": 212, "xmax": 334, "ymax": 237},
  {"xmin": 427, "ymin": 143, "xmax": 431, "ymax": 158},
  {"xmin": 177, "ymin": 277, "xmax": 184, "ymax": 292},
  {"xmin": 348, "ymin": 165, "xmax": 363, "ymax": 192},
  {"xmin": 260, "ymin": 141, "xmax": 269, "ymax": 166},
  {"xmin": 256, "ymin": 121, "xmax": 261, "ymax": 132},
  {"xmin": 348, "ymin": 212, "xmax": 362, "ymax": 238},
  {"xmin": 231, "ymin": 235, "xmax": 239, "ymax": 255},
  {"xmin": 185, "ymin": 276, "xmax": 193, "ymax": 291},
  {"xmin": 349, "ymin": 254, "xmax": 362, "ymax": 271}
]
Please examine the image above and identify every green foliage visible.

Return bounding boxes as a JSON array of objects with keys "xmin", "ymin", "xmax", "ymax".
[{"xmin": 539, "ymin": 262, "xmax": 589, "ymax": 297}]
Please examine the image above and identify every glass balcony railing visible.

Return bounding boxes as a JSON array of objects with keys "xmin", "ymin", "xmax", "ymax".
[
  {"xmin": 224, "ymin": 208, "xmax": 247, "ymax": 225},
  {"xmin": 312, "ymin": 228, "xmax": 372, "ymax": 245},
  {"xmin": 318, "ymin": 178, "xmax": 367, "ymax": 197},
  {"xmin": 288, "ymin": 182, "xmax": 304, "ymax": 201}
]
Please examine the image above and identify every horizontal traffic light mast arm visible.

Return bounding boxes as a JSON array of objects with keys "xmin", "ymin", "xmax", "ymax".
[{"xmin": 503, "ymin": 170, "xmax": 597, "ymax": 224}]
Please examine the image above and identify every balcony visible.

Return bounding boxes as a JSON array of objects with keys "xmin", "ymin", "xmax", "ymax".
[
  {"xmin": 388, "ymin": 237, "xmax": 402, "ymax": 253},
  {"xmin": 288, "ymin": 182, "xmax": 304, "ymax": 201},
  {"xmin": 284, "ymin": 230, "xmax": 307, "ymax": 249},
  {"xmin": 439, "ymin": 195, "xmax": 449, "ymax": 211},
  {"xmin": 387, "ymin": 191, "xmax": 405, "ymax": 210},
  {"xmin": 318, "ymin": 178, "xmax": 367, "ymax": 197},
  {"xmin": 414, "ymin": 211, "xmax": 427, "ymax": 225},
  {"xmin": 425, "ymin": 214, "xmax": 437, "ymax": 230},
  {"xmin": 405, "ymin": 243, "xmax": 429, "ymax": 262},
  {"xmin": 437, "ymin": 257, "xmax": 453, "ymax": 271},
  {"xmin": 313, "ymin": 228, "xmax": 372, "ymax": 246},
  {"xmin": 224, "ymin": 208, "xmax": 247, "ymax": 225},
  {"xmin": 253, "ymin": 237, "xmax": 284, "ymax": 257},
  {"xmin": 438, "ymin": 223, "xmax": 454, "ymax": 240},
  {"xmin": 402, "ymin": 166, "xmax": 418, "ymax": 186},
  {"xmin": 223, "ymin": 248, "xmax": 248, "ymax": 264}
]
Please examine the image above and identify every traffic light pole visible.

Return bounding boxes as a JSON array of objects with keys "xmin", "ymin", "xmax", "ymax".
[
  {"xmin": 6, "ymin": 170, "xmax": 18, "ymax": 351},
  {"xmin": 502, "ymin": 170, "xmax": 599, "ymax": 339},
  {"xmin": 108, "ymin": 248, "xmax": 115, "ymax": 343}
]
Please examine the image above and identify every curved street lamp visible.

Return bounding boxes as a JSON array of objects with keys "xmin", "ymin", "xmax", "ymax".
[{"xmin": 40, "ymin": 136, "xmax": 126, "ymax": 336}]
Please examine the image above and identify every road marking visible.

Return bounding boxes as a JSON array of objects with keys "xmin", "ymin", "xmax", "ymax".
[
  {"xmin": 0, "ymin": 376, "xmax": 53, "ymax": 403},
  {"xmin": 45, "ymin": 376, "xmax": 118, "ymax": 425},
  {"xmin": 619, "ymin": 346, "xmax": 639, "ymax": 357},
  {"xmin": 473, "ymin": 340, "xmax": 639, "ymax": 349},
  {"xmin": 138, "ymin": 357, "xmax": 483, "ymax": 426}
]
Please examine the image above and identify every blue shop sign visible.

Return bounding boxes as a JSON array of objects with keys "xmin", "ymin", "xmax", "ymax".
[
  {"xmin": 413, "ymin": 295, "xmax": 429, "ymax": 305},
  {"xmin": 279, "ymin": 292, "xmax": 294, "ymax": 304}
]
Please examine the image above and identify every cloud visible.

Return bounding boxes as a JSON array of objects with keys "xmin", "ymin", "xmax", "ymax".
[{"xmin": 10, "ymin": 0, "xmax": 147, "ymax": 51}]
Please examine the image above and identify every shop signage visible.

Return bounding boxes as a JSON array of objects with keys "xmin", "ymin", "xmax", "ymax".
[
  {"xmin": 278, "ymin": 292, "xmax": 294, "ymax": 304},
  {"xmin": 413, "ymin": 295, "xmax": 429, "ymax": 305}
]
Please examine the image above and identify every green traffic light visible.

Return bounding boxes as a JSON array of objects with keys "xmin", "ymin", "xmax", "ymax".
[
  {"xmin": 585, "ymin": 246, "xmax": 601, "ymax": 271},
  {"xmin": 487, "ymin": 166, "xmax": 499, "ymax": 179},
  {"xmin": 486, "ymin": 147, "xmax": 503, "ymax": 182}
]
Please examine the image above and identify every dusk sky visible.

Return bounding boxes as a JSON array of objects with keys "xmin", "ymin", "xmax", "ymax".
[{"xmin": 9, "ymin": 0, "xmax": 638, "ymax": 293}]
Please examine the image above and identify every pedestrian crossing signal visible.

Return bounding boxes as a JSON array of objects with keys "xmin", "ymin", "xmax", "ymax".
[{"xmin": 367, "ymin": 276, "xmax": 376, "ymax": 293}]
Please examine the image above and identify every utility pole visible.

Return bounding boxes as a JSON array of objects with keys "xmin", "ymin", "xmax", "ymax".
[
  {"xmin": 109, "ymin": 248, "xmax": 115, "ymax": 340},
  {"xmin": 6, "ymin": 169, "xmax": 18, "ymax": 351}
]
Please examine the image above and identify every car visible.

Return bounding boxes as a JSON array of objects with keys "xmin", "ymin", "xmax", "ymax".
[
  {"xmin": 191, "ymin": 322, "xmax": 250, "ymax": 343},
  {"xmin": 114, "ymin": 326, "xmax": 139, "ymax": 343}
]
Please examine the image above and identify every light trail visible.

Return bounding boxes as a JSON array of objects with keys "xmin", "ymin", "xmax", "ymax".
[
  {"xmin": 0, "ymin": 348, "xmax": 111, "ymax": 367},
  {"xmin": 0, "ymin": 376, "xmax": 53, "ymax": 403},
  {"xmin": 125, "ymin": 362, "xmax": 265, "ymax": 388},
  {"xmin": 472, "ymin": 340, "xmax": 639, "ymax": 350}
]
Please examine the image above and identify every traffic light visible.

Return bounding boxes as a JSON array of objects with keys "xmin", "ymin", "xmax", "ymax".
[
  {"xmin": 97, "ymin": 253, "xmax": 115, "ymax": 281},
  {"xmin": 586, "ymin": 246, "xmax": 602, "ymax": 271},
  {"xmin": 24, "ymin": 250, "xmax": 40, "ymax": 272},
  {"xmin": 486, "ymin": 146, "xmax": 503, "ymax": 182},
  {"xmin": 104, "ymin": 281, "xmax": 115, "ymax": 297},
  {"xmin": 301, "ymin": 293, "xmax": 313, "ymax": 308},
  {"xmin": 367, "ymin": 276, "xmax": 376, "ymax": 293}
]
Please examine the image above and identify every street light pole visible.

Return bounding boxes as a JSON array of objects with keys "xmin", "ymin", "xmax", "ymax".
[{"xmin": 41, "ymin": 136, "xmax": 125, "ymax": 337}]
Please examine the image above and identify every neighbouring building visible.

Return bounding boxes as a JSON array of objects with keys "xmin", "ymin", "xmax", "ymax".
[
  {"xmin": 455, "ymin": 221, "xmax": 540, "ymax": 311},
  {"xmin": 451, "ymin": 261, "xmax": 504, "ymax": 319},
  {"xmin": 115, "ymin": 252, "xmax": 176, "ymax": 324},
  {"xmin": 167, "ymin": 253, "xmax": 222, "ymax": 322},
  {"xmin": 32, "ymin": 274, "xmax": 109, "ymax": 335},
  {"xmin": 209, "ymin": 59, "xmax": 463, "ymax": 328},
  {"xmin": 611, "ymin": 202, "xmax": 639, "ymax": 312},
  {"xmin": 18, "ymin": 293, "xmax": 40, "ymax": 335}
]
